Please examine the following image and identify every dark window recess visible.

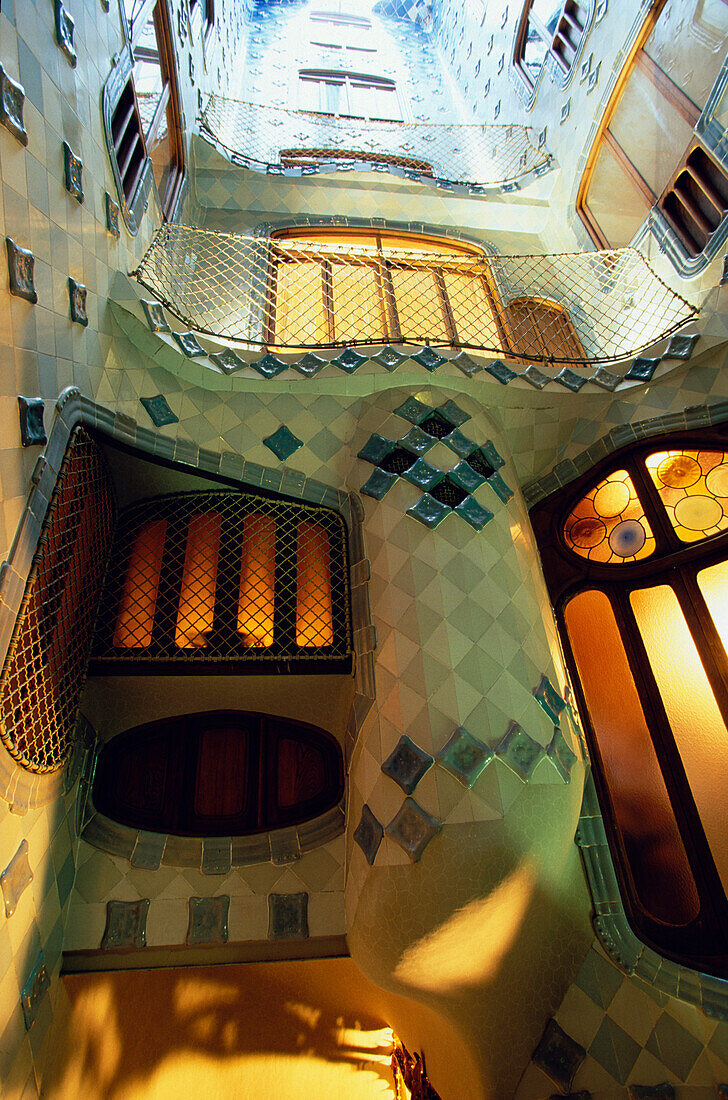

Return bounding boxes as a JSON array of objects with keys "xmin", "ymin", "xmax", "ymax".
[
  {"xmin": 465, "ymin": 451, "xmax": 495, "ymax": 480},
  {"xmin": 92, "ymin": 711, "xmax": 344, "ymax": 837},
  {"xmin": 660, "ymin": 143, "xmax": 728, "ymax": 259},
  {"xmin": 429, "ymin": 478, "xmax": 468, "ymax": 508},
  {"xmin": 380, "ymin": 447, "xmax": 417, "ymax": 474},
  {"xmin": 551, "ymin": 0, "xmax": 587, "ymax": 74},
  {"xmin": 279, "ymin": 149, "xmax": 434, "ymax": 176},
  {"xmin": 420, "ymin": 413, "xmax": 454, "ymax": 439},
  {"xmin": 110, "ymin": 78, "xmax": 146, "ymax": 204}
]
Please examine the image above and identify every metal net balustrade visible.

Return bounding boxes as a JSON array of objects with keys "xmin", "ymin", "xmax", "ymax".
[
  {"xmin": 0, "ymin": 430, "xmax": 116, "ymax": 773},
  {"xmin": 135, "ymin": 225, "xmax": 698, "ymax": 365},
  {"xmin": 199, "ymin": 95, "xmax": 550, "ymax": 190},
  {"xmin": 92, "ymin": 490, "xmax": 352, "ymax": 670}
]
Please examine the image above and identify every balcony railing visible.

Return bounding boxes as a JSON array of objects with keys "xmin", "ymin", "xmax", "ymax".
[
  {"xmin": 198, "ymin": 95, "xmax": 551, "ymax": 192},
  {"xmin": 134, "ymin": 225, "xmax": 697, "ymax": 366}
]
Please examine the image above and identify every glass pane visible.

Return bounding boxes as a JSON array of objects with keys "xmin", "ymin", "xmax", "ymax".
[
  {"xmin": 390, "ymin": 267, "xmax": 450, "ymax": 342},
  {"xmin": 521, "ymin": 24, "xmax": 549, "ymax": 84},
  {"xmin": 631, "ymin": 584, "xmax": 728, "ymax": 894},
  {"xmin": 443, "ymin": 271, "xmax": 502, "ymax": 349},
  {"xmin": 565, "ymin": 589, "xmax": 699, "ymax": 924},
  {"xmin": 274, "ymin": 261, "xmax": 328, "ymax": 344},
  {"xmin": 133, "ymin": 57, "xmax": 164, "ymax": 135},
  {"xmin": 563, "ymin": 469, "xmax": 655, "ymax": 563},
  {"xmin": 175, "ymin": 512, "xmax": 221, "ymax": 648},
  {"xmin": 609, "ymin": 63, "xmax": 694, "ymax": 198},
  {"xmin": 113, "ymin": 519, "xmax": 167, "ymax": 648},
  {"xmin": 584, "ymin": 143, "xmax": 652, "ymax": 247},
  {"xmin": 237, "ymin": 513, "xmax": 276, "ymax": 648},
  {"xmin": 331, "ymin": 262, "xmax": 387, "ymax": 342},
  {"xmin": 644, "ymin": 0, "xmax": 727, "ymax": 113},
  {"xmin": 297, "ymin": 522, "xmax": 333, "ymax": 647},
  {"xmin": 148, "ymin": 101, "xmax": 172, "ymax": 205},
  {"xmin": 645, "ymin": 448, "xmax": 728, "ymax": 542},
  {"xmin": 530, "ymin": 0, "xmax": 561, "ymax": 28},
  {"xmin": 698, "ymin": 559, "xmax": 728, "ymax": 661}
]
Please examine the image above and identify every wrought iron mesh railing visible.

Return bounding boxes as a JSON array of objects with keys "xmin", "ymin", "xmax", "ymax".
[
  {"xmin": 135, "ymin": 225, "xmax": 698, "ymax": 365},
  {"xmin": 0, "ymin": 430, "xmax": 116, "ymax": 773},
  {"xmin": 92, "ymin": 490, "xmax": 352, "ymax": 669},
  {"xmin": 198, "ymin": 95, "xmax": 550, "ymax": 191}
]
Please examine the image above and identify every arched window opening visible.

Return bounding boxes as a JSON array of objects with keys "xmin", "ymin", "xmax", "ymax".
[
  {"xmin": 531, "ymin": 427, "xmax": 728, "ymax": 978},
  {"xmin": 513, "ymin": 0, "xmax": 592, "ymax": 93}
]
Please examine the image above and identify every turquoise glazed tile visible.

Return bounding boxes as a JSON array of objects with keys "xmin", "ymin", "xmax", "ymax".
[
  {"xmin": 361, "ymin": 468, "xmax": 398, "ymax": 500},
  {"xmin": 437, "ymin": 399, "xmax": 470, "ymax": 426},
  {"xmin": 449, "ymin": 459, "xmax": 486, "ymax": 493},
  {"xmin": 453, "ymin": 351, "xmax": 481, "ymax": 375},
  {"xmin": 625, "ymin": 357, "xmax": 660, "ymax": 382},
  {"xmin": 263, "ymin": 425, "xmax": 303, "ymax": 461},
  {"xmin": 496, "ymin": 721, "xmax": 542, "ymax": 781},
  {"xmin": 436, "ymin": 727, "xmax": 493, "ymax": 787},
  {"xmin": 421, "ymin": 410, "xmax": 456, "ymax": 438},
  {"xmin": 522, "ymin": 365, "xmax": 550, "ymax": 388},
  {"xmin": 358, "ymin": 433, "xmax": 396, "ymax": 465},
  {"xmin": 591, "ymin": 366, "xmax": 620, "ymax": 390},
  {"xmin": 588, "ymin": 1017, "xmax": 640, "ymax": 1085},
  {"xmin": 400, "ymin": 425, "xmax": 434, "ymax": 455},
  {"xmin": 628, "ymin": 1087, "xmax": 675, "ymax": 1099},
  {"xmin": 55, "ymin": 0, "xmax": 77, "ymax": 66},
  {"xmin": 533, "ymin": 1019, "xmax": 586, "ymax": 1093},
  {"xmin": 187, "ymin": 895, "xmax": 230, "ymax": 946},
  {"xmin": 534, "ymin": 675, "xmax": 566, "ymax": 723},
  {"xmin": 21, "ymin": 952, "xmax": 50, "ymax": 1031},
  {"xmin": 403, "ymin": 458, "xmax": 442, "ymax": 491},
  {"xmin": 394, "ymin": 396, "xmax": 431, "ymax": 425},
  {"xmin": 18, "ymin": 396, "xmax": 47, "ymax": 446},
  {"xmin": 68, "ymin": 278, "xmax": 88, "ymax": 326},
  {"xmin": 293, "ymin": 353, "xmax": 326, "ymax": 377},
  {"xmin": 386, "ymin": 798, "xmax": 442, "ymax": 862},
  {"xmin": 555, "ymin": 368, "xmax": 587, "ymax": 391},
  {"xmin": 6, "ymin": 238, "xmax": 37, "ymax": 303},
  {"xmin": 547, "ymin": 727, "xmax": 577, "ymax": 781},
  {"xmin": 252, "ymin": 352, "xmax": 287, "ymax": 378},
  {"xmin": 374, "ymin": 346, "xmax": 408, "ymax": 371},
  {"xmin": 455, "ymin": 496, "xmax": 493, "ymax": 530},
  {"xmin": 664, "ymin": 334, "xmax": 698, "ymax": 359},
  {"xmin": 141, "ymin": 300, "xmax": 170, "ymax": 333},
  {"xmin": 1, "ymin": 839, "xmax": 33, "ymax": 917},
  {"xmin": 172, "ymin": 331, "xmax": 207, "ymax": 358},
  {"xmin": 332, "ymin": 347, "xmax": 367, "ymax": 372},
  {"xmin": 413, "ymin": 346, "xmax": 446, "ymax": 371},
  {"xmin": 210, "ymin": 348, "xmax": 245, "ymax": 374},
  {"xmin": 381, "ymin": 735, "xmax": 434, "ymax": 795},
  {"xmin": 140, "ymin": 395, "xmax": 179, "ymax": 427},
  {"xmin": 645, "ymin": 1014, "xmax": 702, "ymax": 1081},
  {"xmin": 444, "ymin": 428, "xmax": 477, "ymax": 458},
  {"xmin": 407, "ymin": 493, "xmax": 451, "ymax": 528},
  {"xmin": 481, "ymin": 440, "xmax": 505, "ymax": 469},
  {"xmin": 106, "ymin": 192, "xmax": 120, "ymax": 237},
  {"xmin": 63, "ymin": 141, "xmax": 83, "ymax": 203},
  {"xmin": 268, "ymin": 892, "xmax": 308, "ymax": 940},
  {"xmin": 354, "ymin": 804, "xmax": 383, "ymax": 865},
  {"xmin": 484, "ymin": 359, "xmax": 517, "ymax": 384},
  {"xmin": 486, "ymin": 470, "xmax": 513, "ymax": 503},
  {"xmin": 0, "ymin": 65, "xmax": 28, "ymax": 146},
  {"xmin": 101, "ymin": 899, "xmax": 149, "ymax": 949}
]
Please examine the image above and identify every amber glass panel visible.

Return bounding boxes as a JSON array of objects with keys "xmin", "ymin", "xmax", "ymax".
[
  {"xmin": 631, "ymin": 584, "xmax": 728, "ymax": 894},
  {"xmin": 175, "ymin": 512, "xmax": 221, "ymax": 648},
  {"xmin": 645, "ymin": 449, "xmax": 728, "ymax": 543},
  {"xmin": 274, "ymin": 260, "xmax": 328, "ymax": 344},
  {"xmin": 237, "ymin": 513, "xmax": 276, "ymax": 648},
  {"xmin": 331, "ymin": 262, "xmax": 387, "ymax": 342},
  {"xmin": 698, "ymin": 559, "xmax": 728, "ymax": 662},
  {"xmin": 113, "ymin": 519, "xmax": 167, "ymax": 648},
  {"xmin": 194, "ymin": 727, "xmax": 249, "ymax": 816},
  {"xmin": 565, "ymin": 589, "xmax": 699, "ymax": 924},
  {"xmin": 297, "ymin": 521, "xmax": 333, "ymax": 646},
  {"xmin": 564, "ymin": 469, "xmax": 655, "ymax": 563},
  {"xmin": 390, "ymin": 267, "xmax": 450, "ymax": 342},
  {"xmin": 584, "ymin": 143, "xmax": 652, "ymax": 247},
  {"xmin": 443, "ymin": 271, "xmax": 502, "ymax": 348}
]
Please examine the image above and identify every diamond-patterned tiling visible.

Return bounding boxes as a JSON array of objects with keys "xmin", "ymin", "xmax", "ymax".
[
  {"xmin": 436, "ymin": 727, "xmax": 492, "ymax": 787},
  {"xmin": 386, "ymin": 798, "xmax": 442, "ymax": 862},
  {"xmin": 263, "ymin": 425, "xmax": 303, "ymax": 461},
  {"xmin": 252, "ymin": 352, "xmax": 287, "ymax": 378},
  {"xmin": 534, "ymin": 675, "xmax": 566, "ymax": 724},
  {"xmin": 101, "ymin": 899, "xmax": 149, "ymax": 949},
  {"xmin": 172, "ymin": 331, "xmax": 207, "ymax": 357},
  {"xmin": 533, "ymin": 1018, "xmax": 586, "ymax": 1093},
  {"xmin": 625, "ymin": 357, "xmax": 660, "ymax": 382},
  {"xmin": 547, "ymin": 727, "xmax": 577, "ymax": 781},
  {"xmin": 187, "ymin": 895, "xmax": 229, "ymax": 945},
  {"xmin": 268, "ymin": 892, "xmax": 308, "ymax": 940},
  {"xmin": 381, "ymin": 735, "xmax": 434, "ymax": 795},
  {"xmin": 496, "ymin": 721, "xmax": 542, "ymax": 781},
  {"xmin": 210, "ymin": 347, "xmax": 245, "ymax": 374},
  {"xmin": 141, "ymin": 300, "xmax": 170, "ymax": 332},
  {"xmin": 140, "ymin": 395, "xmax": 179, "ymax": 427},
  {"xmin": 406, "ymin": 492, "xmax": 451, "ymax": 529},
  {"xmin": 361, "ymin": 468, "xmax": 397, "ymax": 500},
  {"xmin": 354, "ymin": 804, "xmax": 384, "ymax": 865}
]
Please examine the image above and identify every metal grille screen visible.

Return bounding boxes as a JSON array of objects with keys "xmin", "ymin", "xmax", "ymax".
[
  {"xmin": 0, "ymin": 430, "xmax": 116, "ymax": 773},
  {"xmin": 93, "ymin": 490, "xmax": 352, "ymax": 668}
]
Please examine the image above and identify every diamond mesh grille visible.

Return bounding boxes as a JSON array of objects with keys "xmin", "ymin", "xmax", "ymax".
[
  {"xmin": 0, "ymin": 430, "xmax": 116, "ymax": 773},
  {"xmin": 199, "ymin": 95, "xmax": 549, "ymax": 189},
  {"xmin": 135, "ymin": 227, "xmax": 698, "ymax": 365},
  {"xmin": 93, "ymin": 490, "xmax": 352, "ymax": 666}
]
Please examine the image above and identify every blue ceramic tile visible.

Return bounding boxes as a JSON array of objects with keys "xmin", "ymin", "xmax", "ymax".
[
  {"xmin": 21, "ymin": 952, "xmax": 50, "ymax": 1030},
  {"xmin": 437, "ymin": 400, "xmax": 470, "ymax": 427},
  {"xmin": 486, "ymin": 470, "xmax": 514, "ymax": 503},
  {"xmin": 332, "ymin": 347, "xmax": 367, "ymax": 373},
  {"xmin": 496, "ymin": 721, "xmax": 542, "ymax": 781},
  {"xmin": 268, "ymin": 892, "xmax": 308, "ymax": 940},
  {"xmin": 449, "ymin": 459, "xmax": 485, "ymax": 494},
  {"xmin": 403, "ymin": 458, "xmax": 442, "ymax": 491},
  {"xmin": 455, "ymin": 496, "xmax": 493, "ymax": 530},
  {"xmin": 187, "ymin": 895, "xmax": 229, "ymax": 946},
  {"xmin": 394, "ymin": 396, "xmax": 431, "ymax": 425},
  {"xmin": 625, "ymin": 357, "xmax": 660, "ymax": 382},
  {"xmin": 547, "ymin": 727, "xmax": 577, "ymax": 781},
  {"xmin": 386, "ymin": 798, "xmax": 442, "ymax": 862},
  {"xmin": 353, "ymin": 804, "xmax": 383, "ymax": 865},
  {"xmin": 101, "ymin": 899, "xmax": 149, "ymax": 949},
  {"xmin": 293, "ymin": 352, "xmax": 326, "ymax": 377},
  {"xmin": 361, "ymin": 468, "xmax": 398, "ymax": 500},
  {"xmin": 1, "ymin": 839, "xmax": 33, "ymax": 917},
  {"xmin": 382, "ymin": 735, "xmax": 434, "ymax": 795},
  {"xmin": 413, "ymin": 346, "xmax": 446, "ymax": 371},
  {"xmin": 17, "ymin": 396, "xmax": 46, "ymax": 446},
  {"xmin": 141, "ymin": 300, "xmax": 169, "ymax": 333},
  {"xmin": 63, "ymin": 141, "xmax": 83, "ymax": 203},
  {"xmin": 263, "ymin": 425, "xmax": 303, "ymax": 461},
  {"xmin": 522, "ymin": 365, "xmax": 550, "ymax": 389},
  {"xmin": 534, "ymin": 675, "xmax": 566, "ymax": 723},
  {"xmin": 210, "ymin": 347, "xmax": 245, "ymax": 375},
  {"xmin": 140, "ymin": 395, "xmax": 178, "ymax": 427},
  {"xmin": 106, "ymin": 193, "xmax": 120, "ymax": 238},
  {"xmin": 436, "ymin": 727, "xmax": 493, "ymax": 787},
  {"xmin": 0, "ymin": 65, "xmax": 28, "ymax": 146},
  {"xmin": 484, "ymin": 359, "xmax": 516, "ymax": 384},
  {"xmin": 374, "ymin": 346, "xmax": 408, "ymax": 371},
  {"xmin": 68, "ymin": 277, "xmax": 88, "ymax": 326},
  {"xmin": 252, "ymin": 351, "xmax": 287, "ymax": 378},
  {"xmin": 6, "ymin": 238, "xmax": 37, "ymax": 303},
  {"xmin": 481, "ymin": 440, "xmax": 505, "ymax": 469},
  {"xmin": 443, "ymin": 428, "xmax": 476, "ymax": 458},
  {"xmin": 399, "ymin": 425, "xmax": 434, "ymax": 456},
  {"xmin": 533, "ymin": 1019, "xmax": 585, "ymax": 1093},
  {"xmin": 358, "ymin": 433, "xmax": 395, "ymax": 466},
  {"xmin": 54, "ymin": 0, "xmax": 77, "ymax": 66},
  {"xmin": 591, "ymin": 366, "xmax": 620, "ymax": 391},
  {"xmin": 407, "ymin": 493, "xmax": 451, "ymax": 529},
  {"xmin": 172, "ymin": 331, "xmax": 207, "ymax": 358},
  {"xmin": 555, "ymin": 368, "xmax": 587, "ymax": 391},
  {"xmin": 664, "ymin": 334, "xmax": 698, "ymax": 360}
]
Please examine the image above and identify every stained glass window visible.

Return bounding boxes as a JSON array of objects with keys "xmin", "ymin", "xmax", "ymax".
[
  {"xmin": 563, "ymin": 469, "xmax": 655, "ymax": 563},
  {"xmin": 645, "ymin": 449, "xmax": 728, "ymax": 543}
]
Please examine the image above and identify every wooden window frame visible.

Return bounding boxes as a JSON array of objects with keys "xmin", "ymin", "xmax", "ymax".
[
  {"xmin": 530, "ymin": 425, "xmax": 728, "ymax": 978},
  {"xmin": 513, "ymin": 0, "xmax": 592, "ymax": 95}
]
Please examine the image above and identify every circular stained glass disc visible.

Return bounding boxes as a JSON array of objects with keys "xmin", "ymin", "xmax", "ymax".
[
  {"xmin": 608, "ymin": 519, "xmax": 646, "ymax": 557},
  {"xmin": 656, "ymin": 454, "xmax": 701, "ymax": 488},
  {"xmin": 593, "ymin": 480, "xmax": 630, "ymax": 518},
  {"xmin": 705, "ymin": 463, "xmax": 728, "ymax": 499},
  {"xmin": 674, "ymin": 494, "xmax": 723, "ymax": 533},
  {"xmin": 568, "ymin": 516, "xmax": 606, "ymax": 549}
]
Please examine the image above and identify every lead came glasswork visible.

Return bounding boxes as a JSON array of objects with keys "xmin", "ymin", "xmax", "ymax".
[
  {"xmin": 645, "ymin": 449, "xmax": 728, "ymax": 542},
  {"xmin": 563, "ymin": 469, "xmax": 655, "ymax": 563}
]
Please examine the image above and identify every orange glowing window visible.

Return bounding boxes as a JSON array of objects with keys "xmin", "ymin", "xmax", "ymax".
[
  {"xmin": 113, "ymin": 519, "xmax": 167, "ymax": 648},
  {"xmin": 296, "ymin": 521, "xmax": 333, "ymax": 647},
  {"xmin": 175, "ymin": 512, "xmax": 221, "ymax": 648},
  {"xmin": 563, "ymin": 469, "xmax": 655, "ymax": 563},
  {"xmin": 645, "ymin": 449, "xmax": 728, "ymax": 543},
  {"xmin": 238, "ymin": 513, "xmax": 276, "ymax": 648}
]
